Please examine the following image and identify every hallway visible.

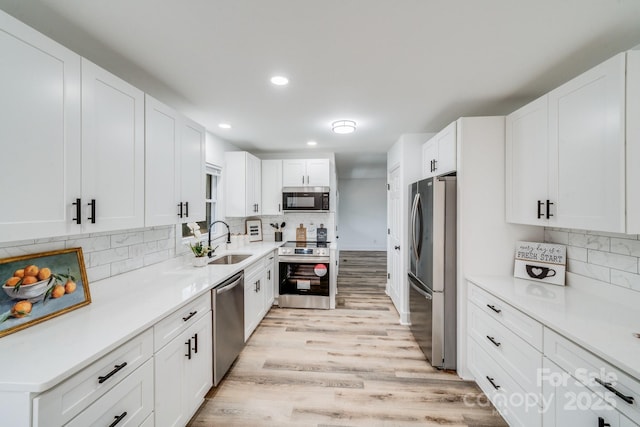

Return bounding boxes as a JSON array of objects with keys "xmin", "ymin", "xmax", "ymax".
[{"xmin": 188, "ymin": 251, "xmax": 506, "ymax": 426}]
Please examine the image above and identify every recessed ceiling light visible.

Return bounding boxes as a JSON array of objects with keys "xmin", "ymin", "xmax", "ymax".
[
  {"xmin": 307, "ymin": 141, "xmax": 317, "ymax": 146},
  {"xmin": 218, "ymin": 123, "xmax": 231, "ymax": 129},
  {"xmin": 331, "ymin": 120, "xmax": 356, "ymax": 134},
  {"xmin": 270, "ymin": 76, "xmax": 289, "ymax": 86}
]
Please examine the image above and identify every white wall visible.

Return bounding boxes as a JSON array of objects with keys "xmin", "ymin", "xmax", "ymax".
[{"xmin": 337, "ymin": 178, "xmax": 387, "ymax": 250}]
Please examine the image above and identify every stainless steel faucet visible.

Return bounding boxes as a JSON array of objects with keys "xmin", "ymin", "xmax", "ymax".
[{"xmin": 208, "ymin": 220, "xmax": 231, "ymax": 257}]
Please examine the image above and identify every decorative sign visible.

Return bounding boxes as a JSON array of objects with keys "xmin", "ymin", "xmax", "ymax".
[
  {"xmin": 245, "ymin": 219, "xmax": 262, "ymax": 242},
  {"xmin": 514, "ymin": 241, "xmax": 566, "ymax": 286}
]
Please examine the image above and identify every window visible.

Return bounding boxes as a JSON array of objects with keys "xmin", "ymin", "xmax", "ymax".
[{"xmin": 182, "ymin": 165, "xmax": 221, "ymax": 239}]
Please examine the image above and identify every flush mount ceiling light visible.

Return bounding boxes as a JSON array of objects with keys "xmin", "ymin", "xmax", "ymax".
[
  {"xmin": 307, "ymin": 140, "xmax": 317, "ymax": 146},
  {"xmin": 331, "ymin": 120, "xmax": 356, "ymax": 134},
  {"xmin": 270, "ymin": 76, "xmax": 289, "ymax": 86},
  {"xmin": 218, "ymin": 123, "xmax": 231, "ymax": 129}
]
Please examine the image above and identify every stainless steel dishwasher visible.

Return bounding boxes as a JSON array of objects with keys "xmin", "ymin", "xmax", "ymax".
[{"xmin": 212, "ymin": 271, "xmax": 244, "ymax": 386}]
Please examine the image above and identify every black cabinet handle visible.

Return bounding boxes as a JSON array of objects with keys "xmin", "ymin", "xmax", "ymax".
[
  {"xmin": 267, "ymin": 270, "xmax": 271, "ymax": 280},
  {"xmin": 394, "ymin": 245, "xmax": 400, "ymax": 250},
  {"xmin": 177, "ymin": 202, "xmax": 183, "ymax": 218},
  {"xmin": 487, "ymin": 304, "xmax": 501, "ymax": 314},
  {"xmin": 486, "ymin": 376, "xmax": 501, "ymax": 390},
  {"xmin": 185, "ymin": 201, "xmax": 189, "ymax": 217},
  {"xmin": 182, "ymin": 311, "xmax": 197, "ymax": 322},
  {"xmin": 98, "ymin": 362, "xmax": 127, "ymax": 384},
  {"xmin": 433, "ymin": 159, "xmax": 437, "ymax": 171},
  {"xmin": 537, "ymin": 200, "xmax": 544, "ymax": 219},
  {"xmin": 486, "ymin": 335, "xmax": 501, "ymax": 347},
  {"xmin": 595, "ymin": 378, "xmax": 634, "ymax": 404},
  {"xmin": 278, "ymin": 203, "xmax": 281, "ymax": 212},
  {"xmin": 598, "ymin": 417, "xmax": 611, "ymax": 427},
  {"xmin": 87, "ymin": 199, "xmax": 96, "ymax": 223},
  {"xmin": 185, "ymin": 338, "xmax": 192, "ymax": 360},
  {"xmin": 108, "ymin": 412, "xmax": 128, "ymax": 427},
  {"xmin": 72, "ymin": 198, "xmax": 82, "ymax": 224},
  {"xmin": 193, "ymin": 333, "xmax": 198, "ymax": 354},
  {"xmin": 546, "ymin": 200, "xmax": 553, "ymax": 219}
]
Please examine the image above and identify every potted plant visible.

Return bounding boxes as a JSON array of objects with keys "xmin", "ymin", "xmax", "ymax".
[{"xmin": 187, "ymin": 223, "xmax": 212, "ymax": 267}]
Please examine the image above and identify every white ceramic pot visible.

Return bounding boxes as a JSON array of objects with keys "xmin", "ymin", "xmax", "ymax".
[{"xmin": 192, "ymin": 257, "xmax": 208, "ymax": 267}]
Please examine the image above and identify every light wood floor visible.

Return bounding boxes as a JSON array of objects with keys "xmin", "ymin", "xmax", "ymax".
[{"xmin": 188, "ymin": 251, "xmax": 507, "ymax": 427}]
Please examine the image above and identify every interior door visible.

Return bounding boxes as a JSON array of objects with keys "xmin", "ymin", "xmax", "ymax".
[{"xmin": 387, "ymin": 166, "xmax": 401, "ymax": 304}]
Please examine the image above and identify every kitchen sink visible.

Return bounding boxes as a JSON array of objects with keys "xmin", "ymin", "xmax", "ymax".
[{"xmin": 208, "ymin": 254, "xmax": 252, "ymax": 265}]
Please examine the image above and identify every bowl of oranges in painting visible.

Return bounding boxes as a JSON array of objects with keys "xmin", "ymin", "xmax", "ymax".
[{"xmin": 3, "ymin": 264, "xmax": 55, "ymax": 302}]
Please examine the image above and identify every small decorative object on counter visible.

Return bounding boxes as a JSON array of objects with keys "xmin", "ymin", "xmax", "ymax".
[
  {"xmin": 186, "ymin": 222, "xmax": 212, "ymax": 266},
  {"xmin": 296, "ymin": 224, "xmax": 307, "ymax": 242},
  {"xmin": 270, "ymin": 222, "xmax": 286, "ymax": 242},
  {"xmin": 246, "ymin": 219, "xmax": 262, "ymax": 242},
  {"xmin": 514, "ymin": 241, "xmax": 566, "ymax": 286},
  {"xmin": 317, "ymin": 224, "xmax": 327, "ymax": 243}
]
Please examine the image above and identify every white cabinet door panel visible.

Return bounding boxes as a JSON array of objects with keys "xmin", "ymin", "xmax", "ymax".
[
  {"xmin": 506, "ymin": 95, "xmax": 549, "ymax": 225},
  {"xmin": 282, "ymin": 159, "xmax": 307, "ymax": 186},
  {"xmin": 185, "ymin": 314, "xmax": 213, "ymax": 416},
  {"xmin": 262, "ymin": 160, "xmax": 283, "ymax": 215},
  {"xmin": 306, "ymin": 159, "xmax": 330, "ymax": 186},
  {"xmin": 0, "ymin": 11, "xmax": 81, "ymax": 241},
  {"xmin": 549, "ymin": 53, "xmax": 626, "ymax": 232},
  {"xmin": 627, "ymin": 50, "xmax": 640, "ymax": 234},
  {"xmin": 81, "ymin": 59, "xmax": 144, "ymax": 232},
  {"xmin": 435, "ymin": 122, "xmax": 456, "ymax": 176},
  {"xmin": 180, "ymin": 118, "xmax": 206, "ymax": 223}
]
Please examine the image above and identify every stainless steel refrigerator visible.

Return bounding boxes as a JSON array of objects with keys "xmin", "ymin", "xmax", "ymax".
[{"xmin": 408, "ymin": 176, "xmax": 457, "ymax": 370}]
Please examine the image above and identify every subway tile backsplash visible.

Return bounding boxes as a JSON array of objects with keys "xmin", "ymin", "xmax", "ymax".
[
  {"xmin": 0, "ymin": 226, "xmax": 176, "ymax": 283},
  {"xmin": 545, "ymin": 227, "xmax": 640, "ymax": 293}
]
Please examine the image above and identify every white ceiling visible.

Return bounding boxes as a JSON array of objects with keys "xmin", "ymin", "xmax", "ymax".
[{"xmin": 2, "ymin": 0, "xmax": 640, "ymax": 178}]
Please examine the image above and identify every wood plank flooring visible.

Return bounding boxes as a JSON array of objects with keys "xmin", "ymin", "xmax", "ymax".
[{"xmin": 188, "ymin": 251, "xmax": 507, "ymax": 427}]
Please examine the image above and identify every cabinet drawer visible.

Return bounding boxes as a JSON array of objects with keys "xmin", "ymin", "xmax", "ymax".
[
  {"xmin": 33, "ymin": 328, "xmax": 153, "ymax": 426},
  {"xmin": 542, "ymin": 358, "xmax": 621, "ymax": 427},
  {"xmin": 468, "ymin": 337, "xmax": 542, "ymax": 427},
  {"xmin": 66, "ymin": 358, "xmax": 154, "ymax": 427},
  {"xmin": 469, "ymin": 301, "xmax": 542, "ymax": 396},
  {"xmin": 544, "ymin": 328, "xmax": 640, "ymax": 423},
  {"xmin": 468, "ymin": 282, "xmax": 543, "ymax": 351},
  {"xmin": 154, "ymin": 293, "xmax": 211, "ymax": 351},
  {"xmin": 244, "ymin": 255, "xmax": 265, "ymax": 279}
]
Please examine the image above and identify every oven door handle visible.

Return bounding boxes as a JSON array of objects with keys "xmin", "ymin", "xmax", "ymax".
[{"xmin": 278, "ymin": 256, "xmax": 330, "ymax": 263}]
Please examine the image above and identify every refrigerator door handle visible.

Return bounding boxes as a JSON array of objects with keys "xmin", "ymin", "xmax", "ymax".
[
  {"xmin": 410, "ymin": 193, "xmax": 420, "ymax": 261},
  {"xmin": 409, "ymin": 278, "xmax": 433, "ymax": 300},
  {"xmin": 415, "ymin": 193, "xmax": 424, "ymax": 260}
]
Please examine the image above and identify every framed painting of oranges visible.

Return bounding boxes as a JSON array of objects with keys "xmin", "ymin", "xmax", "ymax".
[{"xmin": 0, "ymin": 247, "xmax": 90, "ymax": 338}]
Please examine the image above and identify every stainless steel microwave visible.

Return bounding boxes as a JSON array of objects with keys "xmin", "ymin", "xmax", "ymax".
[{"xmin": 282, "ymin": 187, "xmax": 330, "ymax": 212}]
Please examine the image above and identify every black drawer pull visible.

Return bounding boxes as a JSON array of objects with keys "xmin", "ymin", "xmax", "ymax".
[
  {"xmin": 177, "ymin": 202, "xmax": 183, "ymax": 218},
  {"xmin": 88, "ymin": 199, "xmax": 96, "ymax": 224},
  {"xmin": 182, "ymin": 311, "xmax": 197, "ymax": 322},
  {"xmin": 487, "ymin": 304, "xmax": 501, "ymax": 314},
  {"xmin": 185, "ymin": 338, "xmax": 192, "ymax": 360},
  {"xmin": 193, "ymin": 333, "xmax": 198, "ymax": 354},
  {"xmin": 98, "ymin": 362, "xmax": 127, "ymax": 384},
  {"xmin": 185, "ymin": 201, "xmax": 189, "ymax": 217},
  {"xmin": 595, "ymin": 378, "xmax": 634, "ymax": 404},
  {"xmin": 486, "ymin": 376, "xmax": 500, "ymax": 390},
  {"xmin": 546, "ymin": 200, "xmax": 554, "ymax": 218},
  {"xmin": 537, "ymin": 200, "xmax": 544, "ymax": 219},
  {"xmin": 109, "ymin": 411, "xmax": 127, "ymax": 427},
  {"xmin": 486, "ymin": 335, "xmax": 501, "ymax": 347},
  {"xmin": 72, "ymin": 198, "xmax": 82, "ymax": 224},
  {"xmin": 598, "ymin": 417, "xmax": 611, "ymax": 427}
]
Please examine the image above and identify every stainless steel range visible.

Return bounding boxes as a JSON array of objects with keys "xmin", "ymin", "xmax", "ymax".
[{"xmin": 277, "ymin": 241, "xmax": 332, "ymax": 309}]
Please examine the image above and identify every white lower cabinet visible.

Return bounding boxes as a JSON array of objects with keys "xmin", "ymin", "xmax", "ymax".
[
  {"xmin": 66, "ymin": 358, "xmax": 154, "ymax": 427},
  {"xmin": 33, "ymin": 329, "xmax": 154, "ymax": 426},
  {"xmin": 265, "ymin": 252, "xmax": 276, "ymax": 307},
  {"xmin": 155, "ymin": 311, "xmax": 213, "ymax": 427},
  {"xmin": 244, "ymin": 253, "xmax": 277, "ymax": 341}
]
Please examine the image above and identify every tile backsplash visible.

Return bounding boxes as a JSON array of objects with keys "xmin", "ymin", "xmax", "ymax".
[
  {"xmin": 0, "ymin": 226, "xmax": 176, "ymax": 283},
  {"xmin": 545, "ymin": 227, "xmax": 640, "ymax": 293}
]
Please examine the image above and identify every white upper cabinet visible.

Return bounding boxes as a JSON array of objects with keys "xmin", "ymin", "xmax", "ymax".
[
  {"xmin": 225, "ymin": 152, "xmax": 262, "ymax": 217},
  {"xmin": 282, "ymin": 159, "xmax": 330, "ymax": 187},
  {"xmin": 261, "ymin": 160, "xmax": 283, "ymax": 215},
  {"xmin": 422, "ymin": 122, "xmax": 456, "ymax": 179},
  {"xmin": 0, "ymin": 11, "xmax": 82, "ymax": 242},
  {"xmin": 506, "ymin": 95, "xmax": 549, "ymax": 226},
  {"xmin": 81, "ymin": 59, "xmax": 145, "ymax": 233},
  {"xmin": 507, "ymin": 51, "xmax": 637, "ymax": 233},
  {"xmin": 145, "ymin": 95, "xmax": 205, "ymax": 226}
]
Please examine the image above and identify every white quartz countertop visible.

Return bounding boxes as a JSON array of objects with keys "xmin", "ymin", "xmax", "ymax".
[
  {"xmin": 468, "ymin": 273, "xmax": 640, "ymax": 381},
  {"xmin": 0, "ymin": 242, "xmax": 283, "ymax": 393}
]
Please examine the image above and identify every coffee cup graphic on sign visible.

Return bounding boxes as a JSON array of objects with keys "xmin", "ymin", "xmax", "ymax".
[{"xmin": 525, "ymin": 264, "xmax": 556, "ymax": 279}]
